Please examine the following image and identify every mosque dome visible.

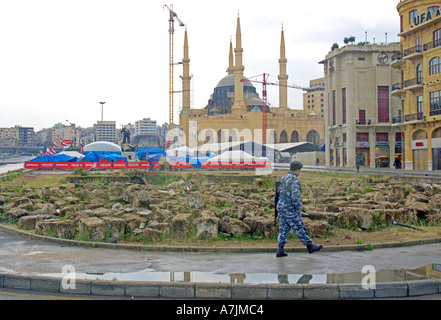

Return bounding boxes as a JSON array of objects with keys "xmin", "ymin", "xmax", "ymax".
[{"xmin": 215, "ymin": 74, "xmax": 255, "ymax": 89}]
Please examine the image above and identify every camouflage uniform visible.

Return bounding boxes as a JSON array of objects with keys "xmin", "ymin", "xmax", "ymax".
[{"xmin": 276, "ymin": 171, "xmax": 312, "ymax": 247}]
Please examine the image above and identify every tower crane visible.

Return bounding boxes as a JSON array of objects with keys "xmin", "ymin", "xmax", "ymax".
[
  {"xmin": 164, "ymin": 4, "xmax": 185, "ymax": 136},
  {"xmin": 241, "ymin": 74, "xmax": 307, "ymax": 144}
]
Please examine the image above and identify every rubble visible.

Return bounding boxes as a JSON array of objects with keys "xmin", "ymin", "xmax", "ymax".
[{"xmin": 1, "ymin": 172, "xmax": 440, "ymax": 243}]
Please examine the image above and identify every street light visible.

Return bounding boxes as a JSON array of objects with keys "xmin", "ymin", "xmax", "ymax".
[{"xmin": 99, "ymin": 102, "xmax": 105, "ymax": 122}]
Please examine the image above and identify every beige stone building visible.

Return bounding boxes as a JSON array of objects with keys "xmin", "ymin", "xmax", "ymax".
[
  {"xmin": 179, "ymin": 16, "xmax": 324, "ymax": 152},
  {"xmin": 320, "ymin": 43, "xmax": 401, "ymax": 168},
  {"xmin": 393, "ymin": 0, "xmax": 441, "ymax": 171},
  {"xmin": 303, "ymin": 78, "xmax": 325, "ymax": 119}
]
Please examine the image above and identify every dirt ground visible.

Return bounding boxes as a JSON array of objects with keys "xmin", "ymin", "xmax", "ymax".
[{"xmin": 2, "ymin": 169, "xmax": 441, "ymax": 248}]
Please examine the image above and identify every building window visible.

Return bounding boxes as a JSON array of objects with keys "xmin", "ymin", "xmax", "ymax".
[
  {"xmin": 359, "ymin": 110, "xmax": 366, "ymax": 125},
  {"xmin": 430, "ymin": 57, "xmax": 441, "ymax": 75},
  {"xmin": 409, "ymin": 10, "xmax": 418, "ymax": 25},
  {"xmin": 332, "ymin": 90, "xmax": 336, "ymax": 125},
  {"xmin": 356, "ymin": 132, "xmax": 369, "ymax": 142},
  {"xmin": 435, "ymin": 29, "xmax": 441, "ymax": 48},
  {"xmin": 378, "ymin": 86, "xmax": 390, "ymax": 123},
  {"xmin": 342, "ymin": 88, "xmax": 346, "ymax": 124},
  {"xmin": 430, "ymin": 90, "xmax": 441, "ymax": 116},
  {"xmin": 376, "ymin": 132, "xmax": 388, "ymax": 142},
  {"xmin": 416, "ymin": 37, "xmax": 422, "ymax": 52},
  {"xmin": 417, "ymin": 96, "xmax": 423, "ymax": 114},
  {"xmin": 417, "ymin": 64, "xmax": 423, "ymax": 83}
]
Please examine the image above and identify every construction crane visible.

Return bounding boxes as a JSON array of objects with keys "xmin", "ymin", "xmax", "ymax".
[
  {"xmin": 164, "ymin": 4, "xmax": 185, "ymax": 136},
  {"xmin": 241, "ymin": 74, "xmax": 306, "ymax": 144}
]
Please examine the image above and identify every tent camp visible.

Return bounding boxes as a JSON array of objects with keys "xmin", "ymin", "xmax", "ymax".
[{"xmin": 83, "ymin": 141, "xmax": 127, "ymax": 162}]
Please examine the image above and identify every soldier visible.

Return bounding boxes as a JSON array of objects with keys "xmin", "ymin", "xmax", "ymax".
[{"xmin": 275, "ymin": 160, "xmax": 323, "ymax": 257}]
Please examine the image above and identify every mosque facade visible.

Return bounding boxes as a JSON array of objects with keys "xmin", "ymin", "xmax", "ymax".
[{"xmin": 178, "ymin": 15, "xmax": 324, "ymax": 150}]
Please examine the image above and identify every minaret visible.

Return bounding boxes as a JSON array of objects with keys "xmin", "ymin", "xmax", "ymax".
[
  {"xmin": 278, "ymin": 26, "xmax": 288, "ymax": 110},
  {"xmin": 232, "ymin": 13, "xmax": 246, "ymax": 112},
  {"xmin": 227, "ymin": 37, "xmax": 234, "ymax": 75},
  {"xmin": 181, "ymin": 27, "xmax": 191, "ymax": 113}
]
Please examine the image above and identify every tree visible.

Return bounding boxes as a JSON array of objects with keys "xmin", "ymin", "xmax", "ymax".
[{"xmin": 331, "ymin": 43, "xmax": 339, "ymax": 51}]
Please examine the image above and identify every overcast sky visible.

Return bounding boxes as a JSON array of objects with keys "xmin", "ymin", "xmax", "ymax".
[{"xmin": 0, "ymin": 0, "xmax": 401, "ymax": 131}]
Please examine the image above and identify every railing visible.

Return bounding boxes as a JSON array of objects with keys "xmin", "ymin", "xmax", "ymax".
[
  {"xmin": 404, "ymin": 112, "xmax": 424, "ymax": 122},
  {"xmin": 404, "ymin": 45, "xmax": 422, "ymax": 57},
  {"xmin": 404, "ymin": 77, "xmax": 423, "ymax": 88},
  {"xmin": 423, "ymin": 40, "xmax": 441, "ymax": 52},
  {"xmin": 391, "ymin": 52, "xmax": 402, "ymax": 62},
  {"xmin": 392, "ymin": 82, "xmax": 403, "ymax": 91},
  {"xmin": 392, "ymin": 116, "xmax": 402, "ymax": 124}
]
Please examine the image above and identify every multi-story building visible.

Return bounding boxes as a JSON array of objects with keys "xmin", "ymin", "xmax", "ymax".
[
  {"xmin": 320, "ymin": 43, "xmax": 401, "ymax": 168},
  {"xmin": 135, "ymin": 118, "xmax": 157, "ymax": 135},
  {"xmin": 303, "ymin": 78, "xmax": 325, "ymax": 119},
  {"xmin": 392, "ymin": 0, "xmax": 441, "ymax": 170},
  {"xmin": 95, "ymin": 121, "xmax": 116, "ymax": 143},
  {"xmin": 17, "ymin": 126, "xmax": 35, "ymax": 147},
  {"xmin": 0, "ymin": 127, "xmax": 19, "ymax": 147}
]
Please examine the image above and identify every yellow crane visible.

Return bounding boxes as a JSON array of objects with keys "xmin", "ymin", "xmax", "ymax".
[{"xmin": 164, "ymin": 4, "xmax": 185, "ymax": 137}]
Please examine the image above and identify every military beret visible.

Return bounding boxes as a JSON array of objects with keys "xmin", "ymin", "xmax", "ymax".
[{"xmin": 290, "ymin": 160, "xmax": 303, "ymax": 171}]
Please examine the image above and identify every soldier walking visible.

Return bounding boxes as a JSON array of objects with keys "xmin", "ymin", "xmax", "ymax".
[{"xmin": 275, "ymin": 161, "xmax": 323, "ymax": 257}]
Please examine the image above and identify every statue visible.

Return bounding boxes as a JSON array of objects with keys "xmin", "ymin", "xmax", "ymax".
[{"xmin": 121, "ymin": 127, "xmax": 131, "ymax": 144}]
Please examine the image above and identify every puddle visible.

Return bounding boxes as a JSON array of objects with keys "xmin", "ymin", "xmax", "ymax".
[{"xmin": 40, "ymin": 263, "xmax": 441, "ymax": 285}]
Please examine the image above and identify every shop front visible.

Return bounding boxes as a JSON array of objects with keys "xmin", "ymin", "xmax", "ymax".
[
  {"xmin": 412, "ymin": 139, "xmax": 428, "ymax": 171},
  {"xmin": 355, "ymin": 141, "xmax": 370, "ymax": 167},
  {"xmin": 432, "ymin": 137, "xmax": 441, "ymax": 171}
]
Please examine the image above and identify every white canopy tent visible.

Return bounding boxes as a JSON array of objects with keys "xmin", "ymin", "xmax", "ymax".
[
  {"xmin": 83, "ymin": 141, "xmax": 122, "ymax": 153},
  {"xmin": 206, "ymin": 150, "xmax": 269, "ymax": 163}
]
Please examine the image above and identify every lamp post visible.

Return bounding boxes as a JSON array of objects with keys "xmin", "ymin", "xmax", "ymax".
[{"xmin": 99, "ymin": 102, "xmax": 105, "ymax": 122}]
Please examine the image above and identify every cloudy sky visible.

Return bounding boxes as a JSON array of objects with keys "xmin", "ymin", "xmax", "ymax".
[{"xmin": 0, "ymin": 0, "xmax": 401, "ymax": 131}]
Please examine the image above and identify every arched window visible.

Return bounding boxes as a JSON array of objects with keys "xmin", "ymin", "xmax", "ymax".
[
  {"xmin": 430, "ymin": 57, "xmax": 440, "ymax": 75},
  {"xmin": 417, "ymin": 64, "xmax": 423, "ymax": 83},
  {"xmin": 279, "ymin": 130, "xmax": 288, "ymax": 143},
  {"xmin": 290, "ymin": 131, "xmax": 299, "ymax": 143}
]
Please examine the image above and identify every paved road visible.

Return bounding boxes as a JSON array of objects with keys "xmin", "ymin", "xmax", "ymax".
[{"xmin": 1, "ymin": 229, "xmax": 441, "ymax": 285}]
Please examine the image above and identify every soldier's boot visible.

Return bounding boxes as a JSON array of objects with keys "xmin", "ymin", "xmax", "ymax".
[
  {"xmin": 276, "ymin": 246, "xmax": 288, "ymax": 257},
  {"xmin": 307, "ymin": 244, "xmax": 323, "ymax": 254}
]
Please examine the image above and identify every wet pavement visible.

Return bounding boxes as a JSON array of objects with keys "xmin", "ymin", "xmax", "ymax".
[{"xmin": 1, "ymin": 229, "xmax": 441, "ymax": 286}]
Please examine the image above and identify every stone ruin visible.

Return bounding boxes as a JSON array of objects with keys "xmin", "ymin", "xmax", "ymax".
[{"xmin": 0, "ymin": 172, "xmax": 440, "ymax": 243}]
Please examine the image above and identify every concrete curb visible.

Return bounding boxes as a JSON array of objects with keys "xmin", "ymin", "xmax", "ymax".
[
  {"xmin": 1, "ymin": 273, "xmax": 440, "ymax": 299},
  {"xmin": 2, "ymin": 223, "xmax": 441, "ymax": 254}
]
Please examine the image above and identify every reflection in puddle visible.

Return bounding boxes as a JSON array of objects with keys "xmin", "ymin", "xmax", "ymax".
[{"xmin": 40, "ymin": 263, "xmax": 441, "ymax": 285}]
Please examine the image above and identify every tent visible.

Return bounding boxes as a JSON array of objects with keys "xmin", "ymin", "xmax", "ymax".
[
  {"xmin": 30, "ymin": 153, "xmax": 79, "ymax": 163},
  {"xmin": 135, "ymin": 148, "xmax": 167, "ymax": 162},
  {"xmin": 167, "ymin": 146, "xmax": 194, "ymax": 157},
  {"xmin": 205, "ymin": 150, "xmax": 269, "ymax": 164},
  {"xmin": 83, "ymin": 141, "xmax": 127, "ymax": 162},
  {"xmin": 83, "ymin": 141, "xmax": 122, "ymax": 152}
]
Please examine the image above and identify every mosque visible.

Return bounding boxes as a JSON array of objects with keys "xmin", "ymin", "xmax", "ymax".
[{"xmin": 178, "ymin": 15, "xmax": 324, "ymax": 149}]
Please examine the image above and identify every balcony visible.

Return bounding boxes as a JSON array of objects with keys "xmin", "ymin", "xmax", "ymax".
[
  {"xmin": 404, "ymin": 112, "xmax": 425, "ymax": 123},
  {"xmin": 423, "ymin": 40, "xmax": 441, "ymax": 52},
  {"xmin": 391, "ymin": 52, "xmax": 403, "ymax": 69},
  {"xmin": 403, "ymin": 77, "xmax": 423, "ymax": 92},
  {"xmin": 392, "ymin": 82, "xmax": 405, "ymax": 97},
  {"xmin": 403, "ymin": 45, "xmax": 423, "ymax": 60},
  {"xmin": 392, "ymin": 116, "xmax": 403, "ymax": 124}
]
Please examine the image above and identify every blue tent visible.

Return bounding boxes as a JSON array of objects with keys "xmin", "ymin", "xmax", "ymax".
[
  {"xmin": 83, "ymin": 151, "xmax": 127, "ymax": 163},
  {"xmin": 30, "ymin": 154, "xmax": 79, "ymax": 163},
  {"xmin": 136, "ymin": 148, "xmax": 167, "ymax": 162}
]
